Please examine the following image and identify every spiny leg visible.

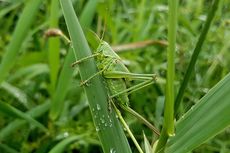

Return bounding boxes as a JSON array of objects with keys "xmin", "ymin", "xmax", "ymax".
[
  {"xmin": 71, "ymin": 53, "xmax": 100, "ymax": 67},
  {"xmin": 71, "ymin": 53, "xmax": 119, "ymax": 67},
  {"xmin": 80, "ymin": 69, "xmax": 106, "ymax": 86},
  {"xmin": 110, "ymin": 100, "xmax": 144, "ymax": 153},
  {"xmin": 110, "ymin": 79, "xmax": 155, "ymax": 99},
  {"xmin": 120, "ymin": 104, "xmax": 160, "ymax": 136},
  {"xmin": 126, "ymin": 79, "xmax": 155, "ymax": 95},
  {"xmin": 107, "ymin": 79, "xmax": 159, "ymax": 135},
  {"xmin": 104, "ymin": 71, "xmax": 156, "ymax": 80},
  {"xmin": 109, "ymin": 87, "xmax": 160, "ymax": 136},
  {"xmin": 105, "ymin": 70, "xmax": 157, "ymax": 99},
  {"xmin": 106, "ymin": 72, "xmax": 160, "ymax": 135}
]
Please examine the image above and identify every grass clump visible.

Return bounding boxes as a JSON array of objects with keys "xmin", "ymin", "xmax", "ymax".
[{"xmin": 0, "ymin": 0, "xmax": 229, "ymax": 153}]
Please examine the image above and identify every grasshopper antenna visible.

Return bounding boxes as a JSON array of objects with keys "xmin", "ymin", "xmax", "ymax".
[
  {"xmin": 100, "ymin": 17, "xmax": 106, "ymax": 41},
  {"xmin": 100, "ymin": 6, "xmax": 109, "ymax": 41}
]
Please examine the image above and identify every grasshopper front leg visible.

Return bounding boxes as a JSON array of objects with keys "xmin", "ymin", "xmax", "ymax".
[
  {"xmin": 79, "ymin": 58, "xmax": 116, "ymax": 86},
  {"xmin": 71, "ymin": 53, "xmax": 100, "ymax": 67}
]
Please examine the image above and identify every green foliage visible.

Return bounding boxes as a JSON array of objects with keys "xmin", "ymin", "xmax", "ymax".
[
  {"xmin": 0, "ymin": 101, "xmax": 47, "ymax": 132},
  {"xmin": 48, "ymin": 135, "xmax": 86, "ymax": 153},
  {"xmin": 166, "ymin": 73, "xmax": 230, "ymax": 152},
  {"xmin": 0, "ymin": 0, "xmax": 43, "ymax": 83},
  {"xmin": 0, "ymin": 0, "xmax": 229, "ymax": 153}
]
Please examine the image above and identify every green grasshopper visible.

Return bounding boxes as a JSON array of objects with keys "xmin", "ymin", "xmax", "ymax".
[
  {"xmin": 44, "ymin": 28, "xmax": 160, "ymax": 136},
  {"xmin": 71, "ymin": 32, "xmax": 160, "ymax": 136}
]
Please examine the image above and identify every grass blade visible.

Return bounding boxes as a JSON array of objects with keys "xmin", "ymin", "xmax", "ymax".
[
  {"xmin": 0, "ymin": 102, "xmax": 50, "ymax": 140},
  {"xmin": 174, "ymin": 0, "xmax": 220, "ymax": 112},
  {"xmin": 48, "ymin": 0, "xmax": 60, "ymax": 92},
  {"xmin": 49, "ymin": 47, "xmax": 75, "ymax": 120},
  {"xmin": 164, "ymin": 0, "xmax": 178, "ymax": 135},
  {"xmin": 0, "ymin": 82, "xmax": 30, "ymax": 109},
  {"xmin": 0, "ymin": 101, "xmax": 47, "ymax": 132},
  {"xmin": 0, "ymin": 0, "xmax": 42, "ymax": 84},
  {"xmin": 50, "ymin": 0, "xmax": 98, "ymax": 120},
  {"xmin": 7, "ymin": 64, "xmax": 49, "ymax": 82},
  {"xmin": 0, "ymin": 1, "xmax": 22, "ymax": 18},
  {"xmin": 59, "ymin": 0, "xmax": 132, "ymax": 152},
  {"xmin": 155, "ymin": 0, "xmax": 178, "ymax": 152},
  {"xmin": 48, "ymin": 135, "xmax": 85, "ymax": 153},
  {"xmin": 0, "ymin": 143, "xmax": 19, "ymax": 153},
  {"xmin": 79, "ymin": 0, "xmax": 98, "ymax": 28},
  {"xmin": 143, "ymin": 132, "xmax": 152, "ymax": 153},
  {"xmin": 166, "ymin": 73, "xmax": 230, "ymax": 153}
]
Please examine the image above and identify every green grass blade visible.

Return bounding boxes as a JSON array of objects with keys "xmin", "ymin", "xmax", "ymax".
[
  {"xmin": 164, "ymin": 0, "xmax": 178, "ymax": 135},
  {"xmin": 59, "ymin": 0, "xmax": 132, "ymax": 152},
  {"xmin": 79, "ymin": 0, "xmax": 98, "ymax": 28},
  {"xmin": 143, "ymin": 132, "xmax": 152, "ymax": 153},
  {"xmin": 0, "ymin": 82, "xmax": 30, "ymax": 109},
  {"xmin": 0, "ymin": 101, "xmax": 47, "ymax": 132},
  {"xmin": 48, "ymin": 0, "xmax": 60, "ymax": 92},
  {"xmin": 7, "ymin": 64, "xmax": 49, "ymax": 82},
  {"xmin": 155, "ymin": 0, "xmax": 178, "ymax": 152},
  {"xmin": 50, "ymin": 0, "xmax": 98, "ymax": 120},
  {"xmin": 166, "ymin": 73, "xmax": 230, "ymax": 153},
  {"xmin": 0, "ymin": 143, "xmax": 19, "ymax": 153},
  {"xmin": 0, "ymin": 1, "xmax": 22, "ymax": 18},
  {"xmin": 0, "ymin": 102, "xmax": 50, "ymax": 140},
  {"xmin": 48, "ymin": 135, "xmax": 85, "ymax": 153},
  {"xmin": 49, "ymin": 47, "xmax": 75, "ymax": 120},
  {"xmin": 0, "ymin": 0, "xmax": 42, "ymax": 84},
  {"xmin": 174, "ymin": 0, "xmax": 220, "ymax": 113}
]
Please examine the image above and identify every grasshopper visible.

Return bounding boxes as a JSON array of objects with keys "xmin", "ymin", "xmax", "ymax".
[
  {"xmin": 71, "ymin": 31, "xmax": 160, "ymax": 136},
  {"xmin": 44, "ymin": 28, "xmax": 160, "ymax": 136}
]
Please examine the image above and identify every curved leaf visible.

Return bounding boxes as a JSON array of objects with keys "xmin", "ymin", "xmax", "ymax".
[
  {"xmin": 48, "ymin": 135, "xmax": 85, "ymax": 153},
  {"xmin": 0, "ymin": 101, "xmax": 47, "ymax": 132},
  {"xmin": 166, "ymin": 73, "xmax": 230, "ymax": 153}
]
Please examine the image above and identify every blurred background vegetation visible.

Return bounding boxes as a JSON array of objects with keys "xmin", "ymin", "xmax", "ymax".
[{"xmin": 0, "ymin": 0, "xmax": 229, "ymax": 152}]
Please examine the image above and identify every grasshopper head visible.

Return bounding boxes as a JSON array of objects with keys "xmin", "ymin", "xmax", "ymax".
[{"xmin": 96, "ymin": 41, "xmax": 120, "ymax": 59}]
